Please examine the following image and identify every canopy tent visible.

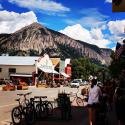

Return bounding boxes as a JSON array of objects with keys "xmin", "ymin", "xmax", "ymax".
[
  {"xmin": 38, "ymin": 66, "xmax": 59, "ymax": 74},
  {"xmin": 36, "ymin": 54, "xmax": 59, "ymax": 74},
  {"xmin": 34, "ymin": 54, "xmax": 59, "ymax": 86},
  {"xmin": 60, "ymin": 72, "xmax": 69, "ymax": 78}
]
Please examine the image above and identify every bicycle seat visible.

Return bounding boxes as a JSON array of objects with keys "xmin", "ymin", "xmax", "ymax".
[
  {"xmin": 17, "ymin": 93, "xmax": 24, "ymax": 96},
  {"xmin": 15, "ymin": 98, "xmax": 20, "ymax": 101}
]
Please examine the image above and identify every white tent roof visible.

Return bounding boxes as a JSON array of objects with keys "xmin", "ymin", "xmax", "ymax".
[
  {"xmin": 38, "ymin": 67, "xmax": 59, "ymax": 74},
  {"xmin": 60, "ymin": 72, "xmax": 69, "ymax": 78},
  {"xmin": 37, "ymin": 54, "xmax": 53, "ymax": 67}
]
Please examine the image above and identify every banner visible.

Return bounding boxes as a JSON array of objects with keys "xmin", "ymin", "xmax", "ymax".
[{"xmin": 59, "ymin": 60, "xmax": 65, "ymax": 73}]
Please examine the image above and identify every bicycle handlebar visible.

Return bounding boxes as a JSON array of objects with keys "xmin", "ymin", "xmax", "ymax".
[
  {"xmin": 17, "ymin": 92, "xmax": 32, "ymax": 96},
  {"xmin": 26, "ymin": 92, "xmax": 32, "ymax": 95},
  {"xmin": 17, "ymin": 94, "xmax": 23, "ymax": 96},
  {"xmin": 69, "ymin": 88, "xmax": 80, "ymax": 97},
  {"xmin": 15, "ymin": 98, "xmax": 20, "ymax": 102}
]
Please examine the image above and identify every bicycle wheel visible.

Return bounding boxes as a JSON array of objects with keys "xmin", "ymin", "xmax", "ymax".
[
  {"xmin": 11, "ymin": 106, "xmax": 22, "ymax": 125},
  {"xmin": 76, "ymin": 97, "xmax": 84, "ymax": 106},
  {"xmin": 36, "ymin": 103, "xmax": 47, "ymax": 120},
  {"xmin": 22, "ymin": 99, "xmax": 29, "ymax": 107},
  {"xmin": 46, "ymin": 101, "xmax": 53, "ymax": 115},
  {"xmin": 25, "ymin": 106, "xmax": 35, "ymax": 125}
]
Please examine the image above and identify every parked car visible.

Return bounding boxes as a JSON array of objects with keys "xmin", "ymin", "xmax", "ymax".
[
  {"xmin": 70, "ymin": 79, "xmax": 81, "ymax": 88},
  {"xmin": 81, "ymin": 80, "xmax": 89, "ymax": 86}
]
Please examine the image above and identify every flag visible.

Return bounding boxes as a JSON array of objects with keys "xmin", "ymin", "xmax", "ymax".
[{"xmin": 115, "ymin": 42, "xmax": 124, "ymax": 59}]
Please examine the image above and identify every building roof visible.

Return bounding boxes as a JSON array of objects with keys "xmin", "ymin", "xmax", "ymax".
[
  {"xmin": 0, "ymin": 56, "xmax": 39, "ymax": 66},
  {"xmin": 0, "ymin": 56, "xmax": 69, "ymax": 67}
]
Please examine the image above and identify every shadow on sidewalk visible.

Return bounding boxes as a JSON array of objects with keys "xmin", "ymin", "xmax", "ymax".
[
  {"xmin": 1, "ymin": 105, "xmax": 117, "ymax": 125},
  {"xmin": 35, "ymin": 106, "xmax": 89, "ymax": 125}
]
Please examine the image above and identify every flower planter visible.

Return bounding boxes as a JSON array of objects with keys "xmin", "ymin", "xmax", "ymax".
[
  {"xmin": 17, "ymin": 85, "xmax": 28, "ymax": 90},
  {"xmin": 17, "ymin": 85, "xmax": 22, "ymax": 90},
  {"xmin": 2, "ymin": 85, "xmax": 16, "ymax": 91}
]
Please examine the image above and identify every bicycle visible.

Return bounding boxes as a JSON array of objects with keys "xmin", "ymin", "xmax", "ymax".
[
  {"xmin": 17, "ymin": 92, "xmax": 32, "ymax": 107},
  {"xmin": 35, "ymin": 96, "xmax": 53, "ymax": 120},
  {"xmin": 69, "ymin": 88, "xmax": 88, "ymax": 106},
  {"xmin": 24, "ymin": 97, "xmax": 37, "ymax": 125},
  {"xmin": 11, "ymin": 92, "xmax": 33, "ymax": 125}
]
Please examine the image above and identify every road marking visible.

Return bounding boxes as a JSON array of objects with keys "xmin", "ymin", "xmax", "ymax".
[{"xmin": 0, "ymin": 103, "xmax": 17, "ymax": 109}]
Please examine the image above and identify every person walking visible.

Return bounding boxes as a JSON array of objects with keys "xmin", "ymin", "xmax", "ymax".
[{"xmin": 87, "ymin": 78, "xmax": 102, "ymax": 125}]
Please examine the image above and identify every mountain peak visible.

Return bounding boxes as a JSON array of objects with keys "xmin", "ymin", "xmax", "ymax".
[
  {"xmin": 28, "ymin": 22, "xmax": 43, "ymax": 28},
  {"xmin": 0, "ymin": 23, "xmax": 112, "ymax": 65},
  {"xmin": 13, "ymin": 22, "xmax": 44, "ymax": 34}
]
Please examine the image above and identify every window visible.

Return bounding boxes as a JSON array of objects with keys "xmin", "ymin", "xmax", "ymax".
[
  {"xmin": 9, "ymin": 68, "xmax": 16, "ymax": 73},
  {"xmin": 0, "ymin": 68, "xmax": 2, "ymax": 72}
]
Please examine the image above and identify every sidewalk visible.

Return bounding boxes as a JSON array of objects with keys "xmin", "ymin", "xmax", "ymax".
[
  {"xmin": 1, "ymin": 105, "xmax": 118, "ymax": 125},
  {"xmin": 35, "ymin": 106, "xmax": 89, "ymax": 125},
  {"xmin": 35, "ymin": 105, "xmax": 117, "ymax": 125}
]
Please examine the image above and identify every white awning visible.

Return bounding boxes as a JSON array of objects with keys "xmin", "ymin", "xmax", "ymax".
[
  {"xmin": 10, "ymin": 74, "xmax": 32, "ymax": 77},
  {"xmin": 60, "ymin": 72, "xmax": 69, "ymax": 78},
  {"xmin": 38, "ymin": 67, "xmax": 59, "ymax": 74}
]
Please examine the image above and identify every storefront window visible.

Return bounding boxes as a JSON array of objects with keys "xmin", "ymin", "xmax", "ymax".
[
  {"xmin": 0, "ymin": 68, "xmax": 2, "ymax": 72},
  {"xmin": 9, "ymin": 68, "xmax": 16, "ymax": 73}
]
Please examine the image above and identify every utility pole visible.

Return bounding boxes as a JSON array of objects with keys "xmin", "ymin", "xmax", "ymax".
[{"xmin": 35, "ymin": 60, "xmax": 38, "ymax": 87}]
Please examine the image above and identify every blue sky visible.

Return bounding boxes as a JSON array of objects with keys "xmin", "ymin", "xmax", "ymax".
[{"xmin": 0, "ymin": 0, "xmax": 125, "ymax": 49}]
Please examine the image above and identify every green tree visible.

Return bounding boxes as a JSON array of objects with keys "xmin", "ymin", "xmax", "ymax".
[
  {"xmin": 71, "ymin": 57, "xmax": 102, "ymax": 80},
  {"xmin": 108, "ymin": 51, "xmax": 125, "ymax": 77}
]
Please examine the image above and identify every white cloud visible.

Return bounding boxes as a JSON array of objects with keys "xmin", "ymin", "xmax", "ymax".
[
  {"xmin": 8, "ymin": 0, "xmax": 70, "ymax": 13},
  {"xmin": 90, "ymin": 28, "xmax": 104, "ymax": 39},
  {"xmin": 60, "ymin": 24, "xmax": 111, "ymax": 48},
  {"xmin": 0, "ymin": 10, "xmax": 37, "ymax": 33},
  {"xmin": 65, "ymin": 8, "xmax": 108, "ymax": 28},
  {"xmin": 0, "ymin": 4, "xmax": 3, "ymax": 9},
  {"xmin": 105, "ymin": 0, "xmax": 112, "ymax": 3},
  {"xmin": 60, "ymin": 24, "xmax": 92, "ymax": 42},
  {"xmin": 107, "ymin": 20, "xmax": 125, "ymax": 35}
]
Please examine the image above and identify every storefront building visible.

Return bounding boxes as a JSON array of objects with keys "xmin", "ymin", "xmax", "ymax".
[{"xmin": 0, "ymin": 55, "xmax": 71, "ymax": 85}]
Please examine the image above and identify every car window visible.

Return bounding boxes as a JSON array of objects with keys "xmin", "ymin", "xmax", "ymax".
[
  {"xmin": 75, "ymin": 79, "xmax": 82, "ymax": 82},
  {"xmin": 72, "ymin": 80, "xmax": 78, "ymax": 82}
]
